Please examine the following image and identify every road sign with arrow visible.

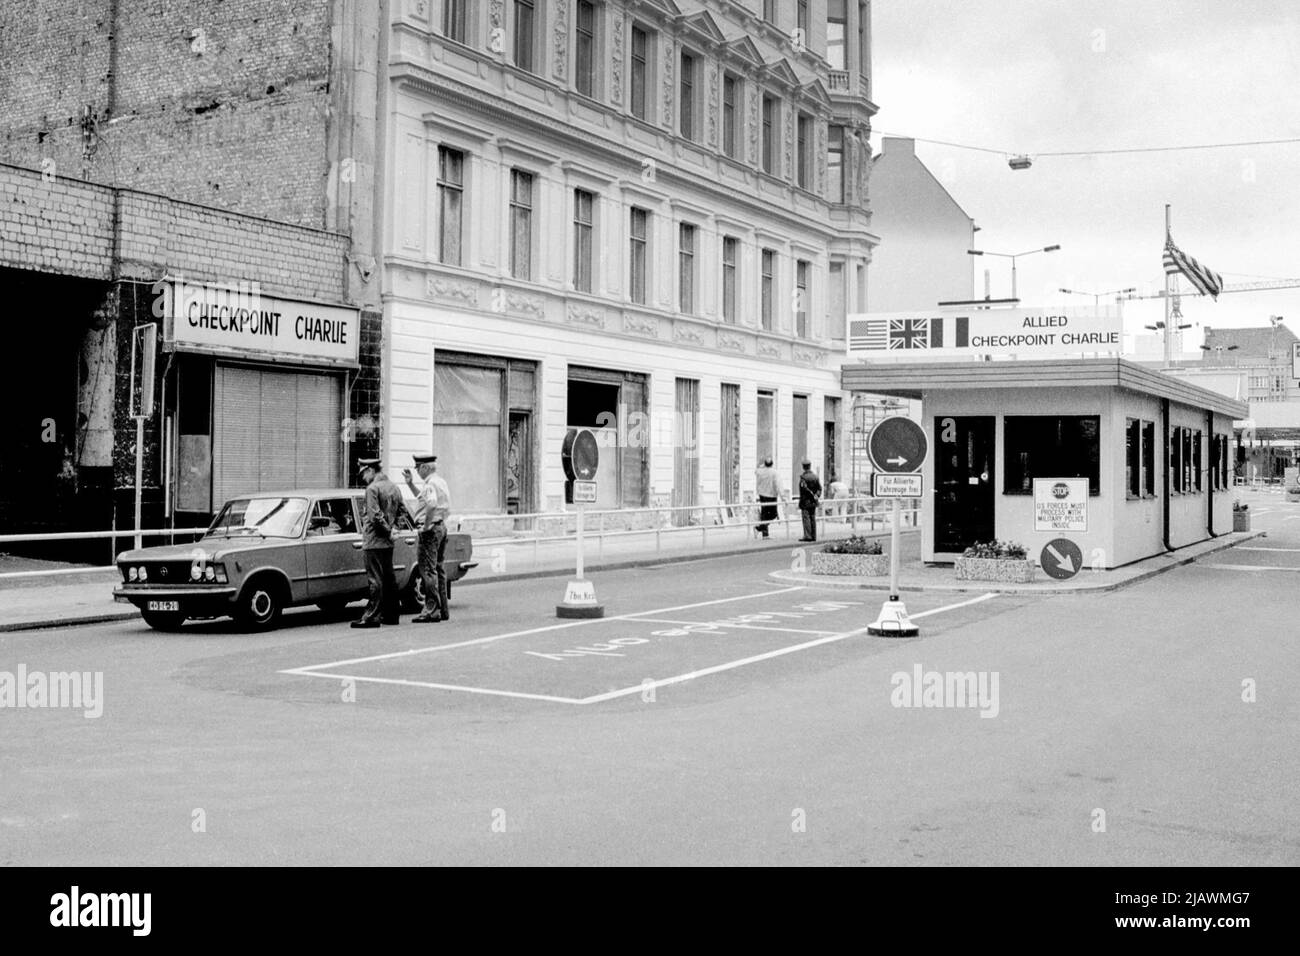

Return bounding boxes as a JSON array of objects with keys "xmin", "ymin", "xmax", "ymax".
[
  {"xmin": 867, "ymin": 417, "xmax": 928, "ymax": 474},
  {"xmin": 1040, "ymin": 538, "xmax": 1083, "ymax": 580}
]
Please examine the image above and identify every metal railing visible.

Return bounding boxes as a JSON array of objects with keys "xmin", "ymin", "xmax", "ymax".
[{"xmin": 0, "ymin": 497, "xmax": 921, "ymax": 579}]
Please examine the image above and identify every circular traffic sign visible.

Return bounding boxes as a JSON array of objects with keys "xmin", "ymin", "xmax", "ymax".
[
  {"xmin": 562, "ymin": 427, "xmax": 600, "ymax": 481},
  {"xmin": 1040, "ymin": 538, "xmax": 1083, "ymax": 580},
  {"xmin": 868, "ymin": 417, "xmax": 928, "ymax": 474}
]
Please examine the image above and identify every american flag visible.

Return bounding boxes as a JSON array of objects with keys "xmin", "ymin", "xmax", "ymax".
[{"xmin": 1163, "ymin": 237, "xmax": 1223, "ymax": 299}]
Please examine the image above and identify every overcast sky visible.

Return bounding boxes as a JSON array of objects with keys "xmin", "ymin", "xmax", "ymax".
[{"xmin": 870, "ymin": 0, "xmax": 1300, "ymax": 348}]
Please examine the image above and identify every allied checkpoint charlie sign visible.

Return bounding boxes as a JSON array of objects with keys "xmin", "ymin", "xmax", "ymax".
[
  {"xmin": 847, "ymin": 307, "xmax": 1120, "ymax": 358},
  {"xmin": 155, "ymin": 277, "xmax": 361, "ymax": 366}
]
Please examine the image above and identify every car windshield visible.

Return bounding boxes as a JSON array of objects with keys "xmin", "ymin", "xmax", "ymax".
[{"xmin": 207, "ymin": 497, "xmax": 310, "ymax": 539}]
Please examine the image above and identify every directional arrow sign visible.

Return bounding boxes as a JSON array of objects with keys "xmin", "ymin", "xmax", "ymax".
[
  {"xmin": 1040, "ymin": 538, "xmax": 1083, "ymax": 581},
  {"xmin": 868, "ymin": 416, "xmax": 928, "ymax": 475}
]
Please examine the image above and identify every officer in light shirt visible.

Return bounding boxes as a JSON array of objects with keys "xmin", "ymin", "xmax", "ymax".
[{"xmin": 403, "ymin": 454, "xmax": 453, "ymax": 623}]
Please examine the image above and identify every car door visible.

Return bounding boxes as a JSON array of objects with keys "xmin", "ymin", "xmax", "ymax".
[
  {"xmin": 304, "ymin": 496, "xmax": 367, "ymax": 599},
  {"xmin": 391, "ymin": 501, "xmax": 420, "ymax": 588}
]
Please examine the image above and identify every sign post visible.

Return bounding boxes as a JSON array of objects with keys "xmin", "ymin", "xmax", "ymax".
[
  {"xmin": 866, "ymin": 418, "xmax": 928, "ymax": 636},
  {"xmin": 129, "ymin": 323, "xmax": 157, "ymax": 550},
  {"xmin": 558, "ymin": 428, "xmax": 605, "ymax": 618}
]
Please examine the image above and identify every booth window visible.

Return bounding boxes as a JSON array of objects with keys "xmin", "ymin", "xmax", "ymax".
[
  {"xmin": 1125, "ymin": 418, "xmax": 1140, "ymax": 499},
  {"xmin": 1170, "ymin": 426, "xmax": 1184, "ymax": 494},
  {"xmin": 1142, "ymin": 420, "xmax": 1155, "ymax": 497},
  {"xmin": 1193, "ymin": 429, "xmax": 1203, "ymax": 492},
  {"xmin": 1004, "ymin": 416, "xmax": 1100, "ymax": 496},
  {"xmin": 1218, "ymin": 433, "xmax": 1230, "ymax": 489}
]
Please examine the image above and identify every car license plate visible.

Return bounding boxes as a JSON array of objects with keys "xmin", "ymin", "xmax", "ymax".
[{"xmin": 147, "ymin": 601, "xmax": 180, "ymax": 612}]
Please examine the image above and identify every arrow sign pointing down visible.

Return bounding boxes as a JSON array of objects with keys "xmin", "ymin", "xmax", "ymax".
[
  {"xmin": 887, "ymin": 456, "xmax": 908, "ymax": 466},
  {"xmin": 1046, "ymin": 544, "xmax": 1075, "ymax": 573}
]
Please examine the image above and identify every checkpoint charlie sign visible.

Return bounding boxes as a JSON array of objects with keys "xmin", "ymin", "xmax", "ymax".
[
  {"xmin": 847, "ymin": 307, "xmax": 1120, "ymax": 358},
  {"xmin": 1034, "ymin": 478, "xmax": 1089, "ymax": 532},
  {"xmin": 155, "ymin": 278, "xmax": 360, "ymax": 366}
]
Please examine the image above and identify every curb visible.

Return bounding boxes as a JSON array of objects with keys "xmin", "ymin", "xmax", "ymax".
[
  {"xmin": 0, "ymin": 609, "xmax": 140, "ymax": 633},
  {"xmin": 768, "ymin": 530, "xmax": 1268, "ymax": 595}
]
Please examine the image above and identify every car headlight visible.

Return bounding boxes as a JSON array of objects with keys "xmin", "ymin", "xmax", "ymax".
[
  {"xmin": 191, "ymin": 564, "xmax": 203, "ymax": 581},
  {"xmin": 138, "ymin": 566, "xmax": 148, "ymax": 582},
  {"xmin": 204, "ymin": 565, "xmax": 216, "ymax": 582},
  {"xmin": 128, "ymin": 566, "xmax": 139, "ymax": 582}
]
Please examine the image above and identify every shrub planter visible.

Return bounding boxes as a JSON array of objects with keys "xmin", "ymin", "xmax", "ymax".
[
  {"xmin": 810, "ymin": 552, "xmax": 891, "ymax": 576},
  {"xmin": 1233, "ymin": 509, "xmax": 1250, "ymax": 532},
  {"xmin": 954, "ymin": 556, "xmax": 1037, "ymax": 584}
]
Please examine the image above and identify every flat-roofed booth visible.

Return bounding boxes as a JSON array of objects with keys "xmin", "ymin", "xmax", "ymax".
[{"xmin": 841, "ymin": 358, "xmax": 1249, "ymax": 569}]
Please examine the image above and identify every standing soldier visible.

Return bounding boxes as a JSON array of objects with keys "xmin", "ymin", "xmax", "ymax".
[
  {"xmin": 403, "ymin": 453, "xmax": 452, "ymax": 624},
  {"xmin": 797, "ymin": 458, "xmax": 822, "ymax": 542},
  {"xmin": 352, "ymin": 458, "xmax": 403, "ymax": 628}
]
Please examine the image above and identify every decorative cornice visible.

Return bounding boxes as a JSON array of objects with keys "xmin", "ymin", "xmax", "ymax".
[
  {"xmin": 757, "ymin": 339, "xmax": 782, "ymax": 358},
  {"xmin": 674, "ymin": 324, "xmax": 704, "ymax": 344},
  {"xmin": 717, "ymin": 331, "xmax": 746, "ymax": 352},
  {"xmin": 611, "ymin": 11, "xmax": 625, "ymax": 106},
  {"xmin": 623, "ymin": 314, "xmax": 660, "ymax": 337},
  {"xmin": 503, "ymin": 290, "xmax": 544, "ymax": 318},
  {"xmin": 552, "ymin": 0, "xmax": 569, "ymax": 81},
  {"xmin": 793, "ymin": 347, "xmax": 820, "ymax": 365}
]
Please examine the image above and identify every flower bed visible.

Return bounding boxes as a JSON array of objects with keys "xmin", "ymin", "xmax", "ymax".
[
  {"xmin": 954, "ymin": 540, "xmax": 1036, "ymax": 583},
  {"xmin": 810, "ymin": 552, "xmax": 890, "ymax": 576}
]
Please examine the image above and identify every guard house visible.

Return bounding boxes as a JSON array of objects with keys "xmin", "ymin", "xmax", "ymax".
[{"xmin": 841, "ymin": 358, "xmax": 1249, "ymax": 568}]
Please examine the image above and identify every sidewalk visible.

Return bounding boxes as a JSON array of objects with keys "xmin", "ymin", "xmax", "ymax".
[
  {"xmin": 770, "ymin": 529, "xmax": 1267, "ymax": 594},
  {"xmin": 0, "ymin": 512, "xmax": 890, "ymax": 632}
]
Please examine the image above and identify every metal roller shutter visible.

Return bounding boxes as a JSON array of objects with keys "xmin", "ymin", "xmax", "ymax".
[{"xmin": 212, "ymin": 365, "xmax": 341, "ymax": 505}]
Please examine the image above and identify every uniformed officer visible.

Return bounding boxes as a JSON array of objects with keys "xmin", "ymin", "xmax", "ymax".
[
  {"xmin": 402, "ymin": 453, "xmax": 452, "ymax": 624},
  {"xmin": 352, "ymin": 458, "xmax": 403, "ymax": 628}
]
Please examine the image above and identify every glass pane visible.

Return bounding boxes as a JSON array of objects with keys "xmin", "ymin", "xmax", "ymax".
[{"xmin": 433, "ymin": 424, "xmax": 502, "ymax": 512}]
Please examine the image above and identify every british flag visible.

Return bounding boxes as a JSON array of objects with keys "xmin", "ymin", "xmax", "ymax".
[{"xmin": 889, "ymin": 318, "xmax": 929, "ymax": 349}]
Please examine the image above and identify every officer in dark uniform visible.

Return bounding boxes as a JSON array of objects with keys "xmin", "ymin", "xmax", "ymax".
[
  {"xmin": 797, "ymin": 458, "xmax": 822, "ymax": 542},
  {"xmin": 352, "ymin": 458, "xmax": 403, "ymax": 628}
]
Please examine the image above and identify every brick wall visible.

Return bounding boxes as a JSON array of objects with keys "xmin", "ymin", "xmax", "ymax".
[
  {"xmin": 0, "ymin": 165, "xmax": 116, "ymax": 280},
  {"xmin": 0, "ymin": 0, "xmax": 333, "ymax": 229}
]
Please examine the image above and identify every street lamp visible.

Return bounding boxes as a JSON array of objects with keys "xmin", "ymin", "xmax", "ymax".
[
  {"xmin": 967, "ymin": 244, "xmax": 1061, "ymax": 300},
  {"xmin": 1060, "ymin": 286, "xmax": 1137, "ymax": 314}
]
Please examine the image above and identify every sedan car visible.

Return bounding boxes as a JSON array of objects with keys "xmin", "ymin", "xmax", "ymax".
[{"xmin": 114, "ymin": 489, "xmax": 476, "ymax": 631}]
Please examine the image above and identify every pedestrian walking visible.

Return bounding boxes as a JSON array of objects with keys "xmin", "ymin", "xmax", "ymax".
[
  {"xmin": 754, "ymin": 456, "xmax": 782, "ymax": 538},
  {"xmin": 352, "ymin": 458, "xmax": 403, "ymax": 628},
  {"xmin": 798, "ymin": 459, "xmax": 822, "ymax": 542},
  {"xmin": 402, "ymin": 453, "xmax": 452, "ymax": 624}
]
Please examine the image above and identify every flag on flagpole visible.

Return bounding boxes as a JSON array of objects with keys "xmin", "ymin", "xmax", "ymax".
[{"xmin": 1163, "ymin": 236, "xmax": 1223, "ymax": 299}]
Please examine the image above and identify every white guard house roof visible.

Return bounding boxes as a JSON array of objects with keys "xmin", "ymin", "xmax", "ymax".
[{"xmin": 841, "ymin": 357, "xmax": 1249, "ymax": 420}]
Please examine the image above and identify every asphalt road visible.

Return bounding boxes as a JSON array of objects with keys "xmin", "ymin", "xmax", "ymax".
[{"xmin": 2, "ymin": 508, "xmax": 1297, "ymax": 866}]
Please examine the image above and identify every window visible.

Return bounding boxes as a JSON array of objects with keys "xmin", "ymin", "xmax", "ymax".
[
  {"xmin": 760, "ymin": 248, "xmax": 775, "ymax": 331},
  {"xmin": 1126, "ymin": 418, "xmax": 1140, "ymax": 499},
  {"xmin": 797, "ymin": 0, "xmax": 809, "ymax": 36},
  {"xmin": 509, "ymin": 169, "xmax": 533, "ymax": 280},
  {"xmin": 1170, "ymin": 426, "xmax": 1184, "ymax": 493},
  {"xmin": 761, "ymin": 95, "xmax": 777, "ymax": 174},
  {"xmin": 443, "ymin": 0, "xmax": 467, "ymax": 43},
  {"xmin": 308, "ymin": 498, "xmax": 357, "ymax": 536},
  {"xmin": 436, "ymin": 146, "xmax": 464, "ymax": 266},
  {"xmin": 795, "ymin": 259, "xmax": 809, "ymax": 337},
  {"xmin": 827, "ymin": 0, "xmax": 847, "ymax": 70},
  {"xmin": 630, "ymin": 25, "xmax": 649, "ymax": 120},
  {"xmin": 629, "ymin": 206, "xmax": 648, "ymax": 304},
  {"xmin": 1192, "ymin": 429, "xmax": 1202, "ymax": 492},
  {"xmin": 827, "ymin": 125, "xmax": 844, "ymax": 202},
  {"xmin": 796, "ymin": 113, "xmax": 812, "ymax": 189},
  {"xmin": 1219, "ymin": 433, "xmax": 1230, "ymax": 489},
  {"xmin": 722, "ymin": 73, "xmax": 739, "ymax": 159},
  {"xmin": 721, "ymin": 236, "xmax": 737, "ymax": 323},
  {"xmin": 680, "ymin": 51, "xmax": 696, "ymax": 140},
  {"xmin": 513, "ymin": 0, "xmax": 536, "ymax": 72},
  {"xmin": 763, "ymin": 0, "xmax": 776, "ymax": 24},
  {"xmin": 575, "ymin": 0, "xmax": 595, "ymax": 97},
  {"xmin": 678, "ymin": 223, "xmax": 696, "ymax": 314},
  {"xmin": 1004, "ymin": 416, "xmax": 1101, "ymax": 496},
  {"xmin": 1142, "ymin": 420, "xmax": 1155, "ymax": 496},
  {"xmin": 573, "ymin": 189, "xmax": 594, "ymax": 293}
]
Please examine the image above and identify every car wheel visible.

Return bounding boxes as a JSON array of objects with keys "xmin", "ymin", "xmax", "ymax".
[
  {"xmin": 401, "ymin": 573, "xmax": 425, "ymax": 614},
  {"xmin": 236, "ymin": 579, "xmax": 284, "ymax": 631},
  {"xmin": 141, "ymin": 609, "xmax": 186, "ymax": 631},
  {"xmin": 315, "ymin": 598, "xmax": 353, "ymax": 617}
]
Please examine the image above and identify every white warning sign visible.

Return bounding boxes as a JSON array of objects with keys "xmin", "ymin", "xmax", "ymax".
[{"xmin": 1033, "ymin": 478, "xmax": 1089, "ymax": 532}]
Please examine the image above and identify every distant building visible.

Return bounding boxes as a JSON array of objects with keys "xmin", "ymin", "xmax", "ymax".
[{"xmin": 865, "ymin": 136, "xmax": 975, "ymax": 311}]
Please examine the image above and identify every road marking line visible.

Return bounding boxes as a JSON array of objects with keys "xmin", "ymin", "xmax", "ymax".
[
  {"xmin": 1237, "ymin": 547, "xmax": 1300, "ymax": 552},
  {"xmin": 575, "ymin": 592, "xmax": 999, "ymax": 705},
  {"xmin": 627, "ymin": 617, "xmax": 839, "ymax": 636},
  {"xmin": 278, "ymin": 670, "xmax": 584, "ymax": 704},
  {"xmin": 1202, "ymin": 564, "xmax": 1300, "ymax": 572},
  {"xmin": 282, "ymin": 586, "xmax": 807, "ymax": 673}
]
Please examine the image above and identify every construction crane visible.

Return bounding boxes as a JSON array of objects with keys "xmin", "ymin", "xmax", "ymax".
[{"xmin": 1120, "ymin": 278, "xmax": 1300, "ymax": 301}]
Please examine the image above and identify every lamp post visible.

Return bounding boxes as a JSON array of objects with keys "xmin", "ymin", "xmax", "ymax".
[
  {"xmin": 967, "ymin": 244, "xmax": 1060, "ymax": 300},
  {"xmin": 1144, "ymin": 320, "xmax": 1192, "ymax": 367},
  {"xmin": 1059, "ymin": 286, "xmax": 1137, "ymax": 316}
]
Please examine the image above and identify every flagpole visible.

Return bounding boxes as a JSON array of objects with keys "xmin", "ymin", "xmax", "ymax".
[{"xmin": 1164, "ymin": 204, "xmax": 1173, "ymax": 369}]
